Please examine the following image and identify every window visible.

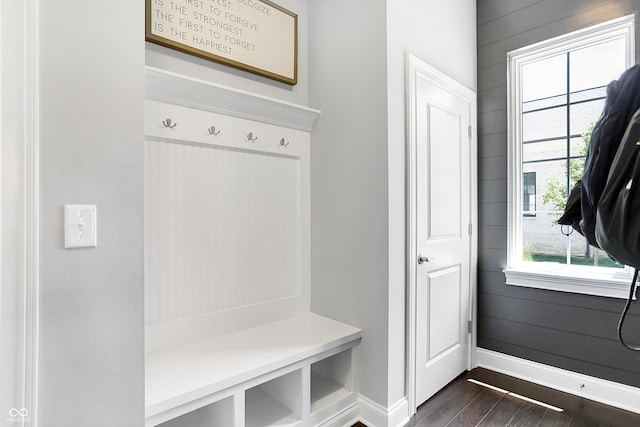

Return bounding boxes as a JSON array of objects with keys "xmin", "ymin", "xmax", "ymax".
[
  {"xmin": 522, "ymin": 172, "xmax": 536, "ymax": 217},
  {"xmin": 506, "ymin": 15, "xmax": 636, "ymax": 298}
]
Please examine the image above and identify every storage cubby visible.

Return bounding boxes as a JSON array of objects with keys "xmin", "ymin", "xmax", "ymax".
[
  {"xmin": 310, "ymin": 349, "xmax": 354, "ymax": 414},
  {"xmin": 157, "ymin": 396, "xmax": 234, "ymax": 427},
  {"xmin": 245, "ymin": 370, "xmax": 302, "ymax": 427}
]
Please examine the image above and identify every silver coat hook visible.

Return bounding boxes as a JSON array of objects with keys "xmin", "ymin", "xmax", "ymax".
[
  {"xmin": 247, "ymin": 132, "xmax": 258, "ymax": 142},
  {"xmin": 162, "ymin": 118, "xmax": 177, "ymax": 128},
  {"xmin": 208, "ymin": 125, "xmax": 221, "ymax": 136},
  {"xmin": 279, "ymin": 138, "xmax": 290, "ymax": 147}
]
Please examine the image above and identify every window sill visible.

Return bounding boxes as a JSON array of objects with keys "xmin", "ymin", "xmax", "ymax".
[{"xmin": 504, "ymin": 265, "xmax": 636, "ymax": 299}]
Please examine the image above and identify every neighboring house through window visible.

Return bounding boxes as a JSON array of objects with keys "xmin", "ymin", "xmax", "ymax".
[
  {"xmin": 505, "ymin": 15, "xmax": 636, "ymax": 298},
  {"xmin": 522, "ymin": 172, "xmax": 536, "ymax": 217}
]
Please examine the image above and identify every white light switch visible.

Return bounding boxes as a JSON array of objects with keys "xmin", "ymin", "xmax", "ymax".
[{"xmin": 64, "ymin": 205, "xmax": 97, "ymax": 248}]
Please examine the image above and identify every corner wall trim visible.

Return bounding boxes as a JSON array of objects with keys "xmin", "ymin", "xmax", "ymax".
[
  {"xmin": 15, "ymin": 0, "xmax": 41, "ymax": 425},
  {"xmin": 358, "ymin": 395, "xmax": 410, "ymax": 427},
  {"xmin": 476, "ymin": 348, "xmax": 640, "ymax": 415}
]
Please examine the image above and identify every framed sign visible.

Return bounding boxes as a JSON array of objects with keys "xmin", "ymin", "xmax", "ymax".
[{"xmin": 146, "ymin": 0, "xmax": 298, "ymax": 85}]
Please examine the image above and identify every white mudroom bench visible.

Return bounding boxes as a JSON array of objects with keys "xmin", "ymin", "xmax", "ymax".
[
  {"xmin": 144, "ymin": 68, "xmax": 361, "ymax": 426},
  {"xmin": 146, "ymin": 313, "xmax": 361, "ymax": 426}
]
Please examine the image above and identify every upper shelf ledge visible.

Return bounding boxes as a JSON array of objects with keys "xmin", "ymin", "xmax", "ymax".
[{"xmin": 145, "ymin": 66, "xmax": 321, "ymax": 132}]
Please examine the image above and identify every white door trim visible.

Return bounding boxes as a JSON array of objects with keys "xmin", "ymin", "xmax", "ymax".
[
  {"xmin": 1, "ymin": 0, "xmax": 40, "ymax": 424},
  {"xmin": 405, "ymin": 53, "xmax": 477, "ymax": 414}
]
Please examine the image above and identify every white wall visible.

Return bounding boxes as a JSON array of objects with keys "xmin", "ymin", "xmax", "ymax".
[
  {"xmin": 37, "ymin": 0, "xmax": 145, "ymax": 425},
  {"xmin": 13, "ymin": 0, "xmax": 476, "ymax": 423},
  {"xmin": 385, "ymin": 0, "xmax": 477, "ymax": 407},
  {"xmin": 308, "ymin": 0, "xmax": 392, "ymax": 407},
  {"xmin": 387, "ymin": 1, "xmax": 477, "ymax": 93},
  {"xmin": 310, "ymin": 0, "xmax": 477, "ymax": 412},
  {"xmin": 145, "ymin": 0, "xmax": 310, "ymax": 107}
]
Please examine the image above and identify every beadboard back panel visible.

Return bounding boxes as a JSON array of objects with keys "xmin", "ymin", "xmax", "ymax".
[
  {"xmin": 145, "ymin": 138, "xmax": 301, "ymax": 323},
  {"xmin": 144, "ymin": 69, "xmax": 318, "ymax": 353}
]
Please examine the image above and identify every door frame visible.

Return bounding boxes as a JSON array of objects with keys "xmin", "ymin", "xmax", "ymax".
[
  {"xmin": 405, "ymin": 53, "xmax": 478, "ymax": 414},
  {"xmin": 1, "ymin": 0, "xmax": 40, "ymax": 424}
]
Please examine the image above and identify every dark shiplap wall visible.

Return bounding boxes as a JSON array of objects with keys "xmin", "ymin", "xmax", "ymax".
[{"xmin": 477, "ymin": 0, "xmax": 640, "ymax": 388}]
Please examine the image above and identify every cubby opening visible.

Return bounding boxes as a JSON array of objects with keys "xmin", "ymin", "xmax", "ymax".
[
  {"xmin": 245, "ymin": 370, "xmax": 302, "ymax": 427},
  {"xmin": 310, "ymin": 349, "xmax": 353, "ymax": 414},
  {"xmin": 157, "ymin": 396, "xmax": 234, "ymax": 427}
]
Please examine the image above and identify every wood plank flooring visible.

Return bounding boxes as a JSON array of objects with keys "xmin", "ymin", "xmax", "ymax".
[{"xmin": 354, "ymin": 368, "xmax": 640, "ymax": 426}]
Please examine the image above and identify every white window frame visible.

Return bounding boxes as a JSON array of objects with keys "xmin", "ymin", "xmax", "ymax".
[{"xmin": 505, "ymin": 15, "xmax": 636, "ymax": 299}]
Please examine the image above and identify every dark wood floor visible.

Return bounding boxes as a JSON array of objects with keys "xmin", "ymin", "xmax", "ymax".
[{"xmin": 354, "ymin": 368, "xmax": 640, "ymax": 427}]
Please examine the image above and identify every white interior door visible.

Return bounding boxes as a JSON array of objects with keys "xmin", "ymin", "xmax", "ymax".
[{"xmin": 408, "ymin": 55, "xmax": 474, "ymax": 407}]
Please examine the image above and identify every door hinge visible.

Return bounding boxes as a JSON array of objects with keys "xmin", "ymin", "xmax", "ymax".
[
  {"xmin": 468, "ymin": 320, "xmax": 473, "ymax": 334},
  {"xmin": 468, "ymin": 125, "xmax": 472, "ymax": 140},
  {"xmin": 468, "ymin": 223, "xmax": 472, "ymax": 236}
]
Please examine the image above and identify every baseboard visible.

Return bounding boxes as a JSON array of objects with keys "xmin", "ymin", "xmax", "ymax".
[
  {"xmin": 317, "ymin": 401, "xmax": 359, "ymax": 427},
  {"xmin": 476, "ymin": 348, "xmax": 640, "ymax": 415},
  {"xmin": 357, "ymin": 395, "xmax": 410, "ymax": 427}
]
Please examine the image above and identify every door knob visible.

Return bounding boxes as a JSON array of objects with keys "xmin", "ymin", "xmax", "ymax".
[{"xmin": 418, "ymin": 254, "xmax": 435, "ymax": 264}]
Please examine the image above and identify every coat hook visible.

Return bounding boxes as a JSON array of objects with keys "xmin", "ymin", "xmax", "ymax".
[
  {"xmin": 279, "ymin": 138, "xmax": 290, "ymax": 147},
  {"xmin": 162, "ymin": 118, "xmax": 177, "ymax": 128},
  {"xmin": 247, "ymin": 132, "xmax": 258, "ymax": 142},
  {"xmin": 208, "ymin": 125, "xmax": 221, "ymax": 136}
]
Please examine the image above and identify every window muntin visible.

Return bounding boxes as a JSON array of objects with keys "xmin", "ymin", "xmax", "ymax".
[{"xmin": 506, "ymin": 15, "xmax": 635, "ymax": 297}]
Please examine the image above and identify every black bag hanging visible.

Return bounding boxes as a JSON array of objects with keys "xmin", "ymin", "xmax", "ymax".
[
  {"xmin": 614, "ymin": 269, "xmax": 639, "ymax": 351},
  {"xmin": 596, "ymin": 107, "xmax": 640, "ymax": 351},
  {"xmin": 581, "ymin": 65, "xmax": 640, "ymax": 248},
  {"xmin": 596, "ymin": 108, "xmax": 640, "ymax": 268},
  {"xmin": 556, "ymin": 180, "xmax": 584, "ymax": 235}
]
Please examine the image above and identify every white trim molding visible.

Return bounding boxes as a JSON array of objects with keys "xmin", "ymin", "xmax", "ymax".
[
  {"xmin": 358, "ymin": 396, "xmax": 410, "ymax": 427},
  {"xmin": 477, "ymin": 348, "xmax": 640, "ymax": 415},
  {"xmin": 145, "ymin": 66, "xmax": 321, "ymax": 132},
  {"xmin": 316, "ymin": 402, "xmax": 359, "ymax": 427},
  {"xmin": 1, "ymin": 0, "xmax": 40, "ymax": 425},
  {"xmin": 24, "ymin": 0, "xmax": 40, "ymax": 424},
  {"xmin": 505, "ymin": 266, "xmax": 636, "ymax": 299}
]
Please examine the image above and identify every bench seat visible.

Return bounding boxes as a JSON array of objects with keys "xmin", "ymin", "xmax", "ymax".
[{"xmin": 145, "ymin": 313, "xmax": 362, "ymax": 426}]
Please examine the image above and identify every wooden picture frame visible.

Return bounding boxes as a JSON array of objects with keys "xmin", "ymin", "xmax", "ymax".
[{"xmin": 146, "ymin": 0, "xmax": 298, "ymax": 85}]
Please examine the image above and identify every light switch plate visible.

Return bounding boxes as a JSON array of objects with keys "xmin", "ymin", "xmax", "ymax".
[{"xmin": 64, "ymin": 205, "xmax": 97, "ymax": 248}]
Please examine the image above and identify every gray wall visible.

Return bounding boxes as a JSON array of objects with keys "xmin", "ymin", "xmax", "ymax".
[
  {"xmin": 477, "ymin": 0, "xmax": 640, "ymax": 388},
  {"xmin": 38, "ymin": 1, "xmax": 145, "ymax": 425}
]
